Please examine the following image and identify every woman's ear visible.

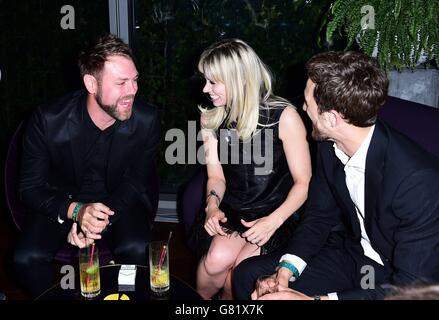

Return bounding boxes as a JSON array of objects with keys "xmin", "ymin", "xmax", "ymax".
[{"xmin": 83, "ymin": 74, "xmax": 98, "ymax": 94}]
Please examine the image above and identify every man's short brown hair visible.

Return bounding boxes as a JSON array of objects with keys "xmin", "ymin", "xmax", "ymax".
[
  {"xmin": 78, "ymin": 34, "xmax": 135, "ymax": 79},
  {"xmin": 306, "ymin": 51, "xmax": 389, "ymax": 127}
]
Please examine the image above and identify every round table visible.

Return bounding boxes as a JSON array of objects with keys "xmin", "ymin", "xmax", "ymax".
[{"xmin": 36, "ymin": 264, "xmax": 202, "ymax": 300}]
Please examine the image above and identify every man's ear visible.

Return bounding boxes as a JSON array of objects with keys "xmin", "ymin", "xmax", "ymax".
[
  {"xmin": 325, "ymin": 110, "xmax": 343, "ymax": 128},
  {"xmin": 83, "ymin": 74, "xmax": 98, "ymax": 94},
  {"xmin": 321, "ymin": 111, "xmax": 336, "ymax": 128}
]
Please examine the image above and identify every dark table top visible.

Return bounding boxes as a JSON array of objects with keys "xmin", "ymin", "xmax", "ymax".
[{"xmin": 36, "ymin": 264, "xmax": 202, "ymax": 301}]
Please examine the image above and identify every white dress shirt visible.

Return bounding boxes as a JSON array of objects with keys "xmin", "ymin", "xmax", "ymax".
[{"xmin": 333, "ymin": 125, "xmax": 383, "ymax": 266}]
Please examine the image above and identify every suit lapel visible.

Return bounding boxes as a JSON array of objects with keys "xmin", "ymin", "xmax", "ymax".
[
  {"xmin": 364, "ymin": 121, "xmax": 387, "ymax": 231},
  {"xmin": 67, "ymin": 93, "xmax": 86, "ymax": 187},
  {"xmin": 331, "ymin": 158, "xmax": 362, "ymax": 238}
]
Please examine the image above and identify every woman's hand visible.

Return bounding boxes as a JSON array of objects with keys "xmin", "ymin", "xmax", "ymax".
[
  {"xmin": 241, "ymin": 214, "xmax": 283, "ymax": 246},
  {"xmin": 67, "ymin": 223, "xmax": 94, "ymax": 248},
  {"xmin": 204, "ymin": 206, "xmax": 228, "ymax": 236}
]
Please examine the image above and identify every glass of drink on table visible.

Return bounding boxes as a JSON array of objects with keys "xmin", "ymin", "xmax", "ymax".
[
  {"xmin": 149, "ymin": 240, "xmax": 170, "ymax": 295},
  {"xmin": 79, "ymin": 243, "xmax": 100, "ymax": 298}
]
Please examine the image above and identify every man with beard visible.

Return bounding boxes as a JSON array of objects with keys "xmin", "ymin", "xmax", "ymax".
[
  {"xmin": 13, "ymin": 34, "xmax": 160, "ymax": 297},
  {"xmin": 233, "ymin": 51, "xmax": 439, "ymax": 300}
]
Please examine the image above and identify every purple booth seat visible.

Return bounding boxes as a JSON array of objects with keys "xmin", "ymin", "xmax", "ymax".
[
  {"xmin": 379, "ymin": 96, "xmax": 439, "ymax": 159},
  {"xmin": 4, "ymin": 121, "xmax": 160, "ymax": 265},
  {"xmin": 177, "ymin": 168, "xmax": 207, "ymax": 254},
  {"xmin": 179, "ymin": 96, "xmax": 439, "ymax": 255}
]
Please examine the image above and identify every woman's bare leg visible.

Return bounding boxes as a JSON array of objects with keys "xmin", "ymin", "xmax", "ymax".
[
  {"xmin": 196, "ymin": 232, "xmax": 248, "ymax": 299},
  {"xmin": 220, "ymin": 241, "xmax": 260, "ymax": 300}
]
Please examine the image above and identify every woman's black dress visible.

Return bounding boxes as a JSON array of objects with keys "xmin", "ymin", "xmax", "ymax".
[{"xmin": 193, "ymin": 106, "xmax": 300, "ymax": 257}]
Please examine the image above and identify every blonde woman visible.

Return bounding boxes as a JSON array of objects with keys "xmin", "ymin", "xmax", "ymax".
[{"xmin": 195, "ymin": 39, "xmax": 311, "ymax": 300}]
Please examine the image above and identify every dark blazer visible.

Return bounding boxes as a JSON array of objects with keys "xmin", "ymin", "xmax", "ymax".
[
  {"xmin": 19, "ymin": 90, "xmax": 160, "ymax": 224},
  {"xmin": 286, "ymin": 119, "xmax": 439, "ymax": 299}
]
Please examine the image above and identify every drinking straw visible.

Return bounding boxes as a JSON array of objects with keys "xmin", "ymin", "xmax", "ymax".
[
  {"xmin": 89, "ymin": 243, "xmax": 95, "ymax": 268},
  {"xmin": 86, "ymin": 243, "xmax": 95, "ymax": 288},
  {"xmin": 156, "ymin": 231, "xmax": 173, "ymax": 273}
]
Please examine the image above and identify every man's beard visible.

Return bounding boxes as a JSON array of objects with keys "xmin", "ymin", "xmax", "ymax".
[
  {"xmin": 311, "ymin": 124, "xmax": 329, "ymax": 141},
  {"xmin": 96, "ymin": 88, "xmax": 134, "ymax": 121}
]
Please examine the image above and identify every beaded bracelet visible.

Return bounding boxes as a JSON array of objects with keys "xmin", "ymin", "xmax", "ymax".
[
  {"xmin": 72, "ymin": 202, "xmax": 83, "ymax": 222},
  {"xmin": 278, "ymin": 260, "xmax": 300, "ymax": 279}
]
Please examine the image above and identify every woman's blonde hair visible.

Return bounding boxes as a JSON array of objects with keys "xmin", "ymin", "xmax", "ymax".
[{"xmin": 198, "ymin": 39, "xmax": 291, "ymax": 141}]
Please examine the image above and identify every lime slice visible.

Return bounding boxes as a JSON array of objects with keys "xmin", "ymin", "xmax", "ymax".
[{"xmin": 86, "ymin": 265, "xmax": 98, "ymax": 274}]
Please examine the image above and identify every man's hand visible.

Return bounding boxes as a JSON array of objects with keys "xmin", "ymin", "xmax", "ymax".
[
  {"xmin": 251, "ymin": 285, "xmax": 313, "ymax": 300},
  {"xmin": 78, "ymin": 202, "xmax": 114, "ymax": 239},
  {"xmin": 276, "ymin": 266, "xmax": 293, "ymax": 288},
  {"xmin": 250, "ymin": 272, "xmax": 279, "ymax": 299},
  {"xmin": 67, "ymin": 222, "xmax": 94, "ymax": 248}
]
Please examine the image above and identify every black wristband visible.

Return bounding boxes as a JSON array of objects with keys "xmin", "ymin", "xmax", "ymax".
[{"xmin": 206, "ymin": 190, "xmax": 221, "ymax": 206}]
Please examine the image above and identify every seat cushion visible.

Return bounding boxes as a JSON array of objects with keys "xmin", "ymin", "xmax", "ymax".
[{"xmin": 379, "ymin": 96, "xmax": 439, "ymax": 158}]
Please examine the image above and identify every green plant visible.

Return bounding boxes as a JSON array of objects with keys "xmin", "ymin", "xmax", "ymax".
[{"xmin": 324, "ymin": 0, "xmax": 438, "ymax": 70}]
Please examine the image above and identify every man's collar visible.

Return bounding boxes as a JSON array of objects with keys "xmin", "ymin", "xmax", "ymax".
[{"xmin": 333, "ymin": 125, "xmax": 376, "ymax": 169}]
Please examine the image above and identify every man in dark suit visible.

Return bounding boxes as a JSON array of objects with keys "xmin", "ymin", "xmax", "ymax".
[
  {"xmin": 233, "ymin": 51, "xmax": 439, "ymax": 300},
  {"xmin": 13, "ymin": 34, "xmax": 160, "ymax": 297}
]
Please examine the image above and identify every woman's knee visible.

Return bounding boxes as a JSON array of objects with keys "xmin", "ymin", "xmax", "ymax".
[{"xmin": 203, "ymin": 247, "xmax": 236, "ymax": 276}]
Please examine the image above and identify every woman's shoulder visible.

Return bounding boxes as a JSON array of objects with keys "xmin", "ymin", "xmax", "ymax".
[
  {"xmin": 259, "ymin": 101, "xmax": 297, "ymax": 125},
  {"xmin": 279, "ymin": 104, "xmax": 300, "ymax": 120},
  {"xmin": 278, "ymin": 104, "xmax": 307, "ymax": 141}
]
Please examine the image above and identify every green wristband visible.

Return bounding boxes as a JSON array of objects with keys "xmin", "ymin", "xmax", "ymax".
[
  {"xmin": 278, "ymin": 261, "xmax": 300, "ymax": 279},
  {"xmin": 72, "ymin": 202, "xmax": 83, "ymax": 222}
]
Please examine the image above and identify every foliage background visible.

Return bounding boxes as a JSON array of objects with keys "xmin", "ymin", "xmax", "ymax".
[{"xmin": 324, "ymin": 0, "xmax": 438, "ymax": 71}]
